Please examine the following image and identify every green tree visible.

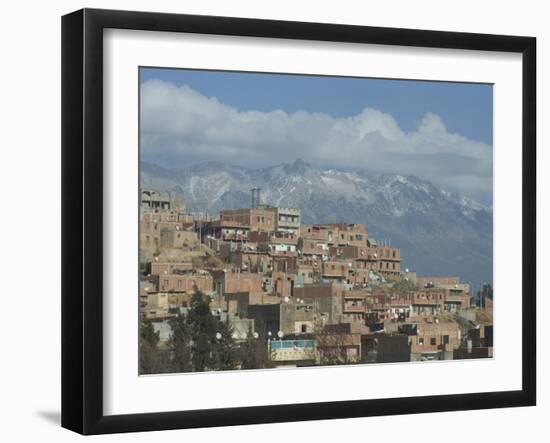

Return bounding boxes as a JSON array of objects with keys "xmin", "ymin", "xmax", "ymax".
[
  {"xmin": 139, "ymin": 320, "xmax": 160, "ymax": 374},
  {"xmin": 186, "ymin": 291, "xmax": 219, "ymax": 371},
  {"xmin": 169, "ymin": 314, "xmax": 192, "ymax": 373},
  {"xmin": 171, "ymin": 289, "xmax": 238, "ymax": 372},
  {"xmin": 212, "ymin": 321, "xmax": 238, "ymax": 370}
]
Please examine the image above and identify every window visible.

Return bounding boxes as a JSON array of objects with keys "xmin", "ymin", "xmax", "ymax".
[
  {"xmin": 442, "ymin": 335, "xmax": 450, "ymax": 345},
  {"xmin": 301, "ymin": 324, "xmax": 307, "ymax": 333},
  {"xmin": 419, "ymin": 338, "xmax": 424, "ymax": 345},
  {"xmin": 430, "ymin": 337, "xmax": 437, "ymax": 346}
]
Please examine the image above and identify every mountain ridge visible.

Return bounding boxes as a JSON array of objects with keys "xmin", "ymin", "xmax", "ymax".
[{"xmin": 140, "ymin": 159, "xmax": 493, "ymax": 287}]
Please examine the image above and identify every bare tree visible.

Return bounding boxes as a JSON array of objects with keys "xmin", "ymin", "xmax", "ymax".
[{"xmin": 313, "ymin": 324, "xmax": 359, "ymax": 366}]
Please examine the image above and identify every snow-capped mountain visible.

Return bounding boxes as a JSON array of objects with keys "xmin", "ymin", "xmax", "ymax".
[{"xmin": 141, "ymin": 159, "xmax": 492, "ymax": 287}]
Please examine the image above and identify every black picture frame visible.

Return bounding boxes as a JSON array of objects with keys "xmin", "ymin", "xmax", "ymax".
[{"xmin": 61, "ymin": 8, "xmax": 536, "ymax": 435}]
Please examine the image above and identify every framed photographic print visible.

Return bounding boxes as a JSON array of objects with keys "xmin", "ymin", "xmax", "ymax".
[{"xmin": 61, "ymin": 8, "xmax": 536, "ymax": 435}]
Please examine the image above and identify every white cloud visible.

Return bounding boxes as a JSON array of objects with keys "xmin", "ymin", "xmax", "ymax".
[{"xmin": 140, "ymin": 80, "xmax": 493, "ymax": 202}]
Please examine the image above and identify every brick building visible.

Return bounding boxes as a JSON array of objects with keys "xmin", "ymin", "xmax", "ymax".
[{"xmin": 220, "ymin": 207, "xmax": 277, "ymax": 232}]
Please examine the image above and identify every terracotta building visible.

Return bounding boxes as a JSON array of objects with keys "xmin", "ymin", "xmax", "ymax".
[{"xmin": 220, "ymin": 207, "xmax": 277, "ymax": 232}]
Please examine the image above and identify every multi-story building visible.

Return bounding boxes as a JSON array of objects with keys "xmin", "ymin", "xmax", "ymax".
[
  {"xmin": 299, "ymin": 238, "xmax": 329, "ymax": 256},
  {"xmin": 211, "ymin": 269, "xmax": 265, "ymax": 296},
  {"xmin": 154, "ymin": 271, "xmax": 213, "ymax": 294},
  {"xmin": 220, "ymin": 206, "xmax": 277, "ymax": 232},
  {"xmin": 408, "ymin": 321, "xmax": 461, "ymax": 361},
  {"xmin": 141, "ymin": 189, "xmax": 184, "ymax": 212},
  {"xmin": 202, "ymin": 219, "xmax": 250, "ymax": 244},
  {"xmin": 139, "ymin": 198, "xmax": 484, "ymax": 368},
  {"xmin": 293, "ymin": 283, "xmax": 345, "ymax": 325},
  {"xmin": 159, "ymin": 227, "xmax": 198, "ymax": 249},
  {"xmin": 318, "ymin": 260, "xmax": 369, "ymax": 286},
  {"xmin": 329, "ymin": 245, "xmax": 369, "ymax": 260},
  {"xmin": 329, "ymin": 223, "xmax": 368, "ymax": 247},
  {"xmin": 275, "ymin": 207, "xmax": 301, "ymax": 234},
  {"xmin": 410, "ymin": 287, "xmax": 470, "ymax": 316},
  {"xmin": 300, "ymin": 224, "xmax": 334, "ymax": 243},
  {"xmin": 341, "ymin": 290, "xmax": 367, "ymax": 325},
  {"xmin": 272, "ymin": 272, "xmax": 295, "ymax": 298},
  {"xmin": 268, "ymin": 232, "xmax": 299, "ymax": 255},
  {"xmin": 365, "ymin": 240, "xmax": 402, "ymax": 279}
]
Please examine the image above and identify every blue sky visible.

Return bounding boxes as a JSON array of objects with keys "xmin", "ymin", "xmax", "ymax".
[
  {"xmin": 140, "ymin": 67, "xmax": 493, "ymax": 145},
  {"xmin": 139, "ymin": 67, "xmax": 493, "ymax": 204}
]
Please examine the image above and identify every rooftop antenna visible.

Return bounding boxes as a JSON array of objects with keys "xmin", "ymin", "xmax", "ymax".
[
  {"xmin": 250, "ymin": 188, "xmax": 256, "ymax": 208},
  {"xmin": 250, "ymin": 187, "xmax": 261, "ymax": 208}
]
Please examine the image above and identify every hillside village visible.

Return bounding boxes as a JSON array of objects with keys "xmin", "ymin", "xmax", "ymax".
[{"xmin": 139, "ymin": 188, "xmax": 493, "ymax": 373}]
